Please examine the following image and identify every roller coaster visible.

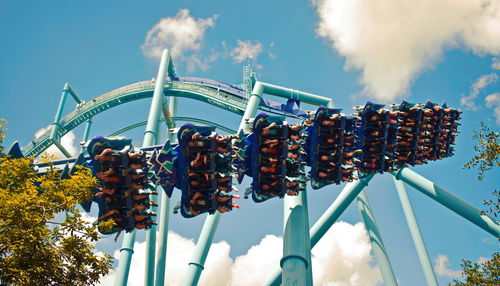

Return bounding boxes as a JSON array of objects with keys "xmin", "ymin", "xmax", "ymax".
[{"xmin": 9, "ymin": 49, "xmax": 500, "ymax": 286}]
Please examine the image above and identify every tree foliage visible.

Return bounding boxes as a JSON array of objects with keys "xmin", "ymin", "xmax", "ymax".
[
  {"xmin": 452, "ymin": 253, "xmax": 500, "ymax": 285},
  {"xmin": 463, "ymin": 122, "xmax": 500, "ymax": 181},
  {"xmin": 452, "ymin": 122, "xmax": 500, "ymax": 285},
  {"xmin": 463, "ymin": 122, "xmax": 499, "ymax": 217},
  {"xmin": 0, "ymin": 120, "xmax": 112, "ymax": 286}
]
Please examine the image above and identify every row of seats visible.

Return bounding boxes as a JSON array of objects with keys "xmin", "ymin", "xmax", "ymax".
[
  {"xmin": 87, "ymin": 137, "xmax": 156, "ymax": 237},
  {"xmin": 176, "ymin": 125, "xmax": 239, "ymax": 217},
  {"xmin": 352, "ymin": 101, "xmax": 460, "ymax": 177},
  {"xmin": 246, "ymin": 114, "xmax": 307, "ymax": 202},
  {"xmin": 82, "ymin": 101, "xmax": 461, "ymax": 224},
  {"xmin": 307, "ymin": 107, "xmax": 356, "ymax": 189}
]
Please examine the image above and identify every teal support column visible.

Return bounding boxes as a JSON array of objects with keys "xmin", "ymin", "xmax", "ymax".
[
  {"xmin": 282, "ymin": 191, "xmax": 310, "ymax": 286},
  {"xmin": 391, "ymin": 168, "xmax": 500, "ymax": 237},
  {"xmin": 82, "ymin": 118, "xmax": 92, "ymax": 143},
  {"xmin": 81, "ymin": 118, "xmax": 93, "ymax": 152},
  {"xmin": 115, "ymin": 231, "xmax": 137, "ymax": 286},
  {"xmin": 182, "ymin": 213, "xmax": 221, "ymax": 286},
  {"xmin": 155, "ymin": 95, "xmax": 176, "ymax": 286},
  {"xmin": 183, "ymin": 83, "xmax": 264, "ymax": 286},
  {"xmin": 266, "ymin": 174, "xmax": 374, "ymax": 286},
  {"xmin": 52, "ymin": 140, "xmax": 71, "ymax": 158},
  {"xmin": 356, "ymin": 190, "xmax": 398, "ymax": 286},
  {"xmin": 49, "ymin": 83, "xmax": 70, "ymax": 140},
  {"xmin": 257, "ymin": 82, "xmax": 332, "ymax": 106},
  {"xmin": 115, "ymin": 49, "xmax": 171, "ymax": 286},
  {"xmin": 49, "ymin": 83, "xmax": 72, "ymax": 158},
  {"xmin": 303, "ymin": 191, "xmax": 313, "ymax": 286},
  {"xmin": 154, "ymin": 186, "xmax": 170, "ymax": 286},
  {"xmin": 393, "ymin": 177, "xmax": 438, "ymax": 286}
]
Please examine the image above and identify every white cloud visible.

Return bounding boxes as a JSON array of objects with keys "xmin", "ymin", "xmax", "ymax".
[
  {"xmin": 434, "ymin": 254, "xmax": 461, "ymax": 278},
  {"xmin": 35, "ymin": 127, "xmax": 78, "ymax": 159},
  {"xmin": 99, "ymin": 231, "xmax": 232, "ymax": 286},
  {"xmin": 460, "ymin": 73, "xmax": 499, "ymax": 110},
  {"xmin": 492, "ymin": 57, "xmax": 500, "ymax": 70},
  {"xmin": 230, "ymin": 40, "xmax": 264, "ymax": 63},
  {"xmin": 98, "ymin": 222, "xmax": 381, "ymax": 286},
  {"xmin": 485, "ymin": 92, "xmax": 500, "ymax": 125},
  {"xmin": 141, "ymin": 9, "xmax": 218, "ymax": 72},
  {"xmin": 229, "ymin": 235, "xmax": 282, "ymax": 286},
  {"xmin": 312, "ymin": 222, "xmax": 382, "ymax": 286},
  {"xmin": 313, "ymin": 0, "xmax": 500, "ymax": 102}
]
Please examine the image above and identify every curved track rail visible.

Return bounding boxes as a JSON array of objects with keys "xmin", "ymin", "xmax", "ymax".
[
  {"xmin": 22, "ymin": 77, "xmax": 298, "ymax": 157},
  {"xmin": 108, "ymin": 116, "xmax": 236, "ymax": 136}
]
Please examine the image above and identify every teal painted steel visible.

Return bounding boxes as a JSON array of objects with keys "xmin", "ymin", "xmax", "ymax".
[
  {"xmin": 155, "ymin": 95, "xmax": 177, "ymax": 286},
  {"xmin": 357, "ymin": 190, "xmax": 398, "ymax": 286},
  {"xmin": 49, "ymin": 83, "xmax": 70, "ymax": 140},
  {"xmin": 391, "ymin": 168, "xmax": 500, "ymax": 237},
  {"xmin": 115, "ymin": 49, "xmax": 171, "ymax": 286},
  {"xmin": 266, "ymin": 175, "xmax": 374, "ymax": 286},
  {"xmin": 66, "ymin": 84, "xmax": 82, "ymax": 104},
  {"xmin": 22, "ymin": 78, "xmax": 301, "ymax": 158},
  {"xmin": 115, "ymin": 230, "xmax": 137, "ymax": 286},
  {"xmin": 144, "ymin": 49, "xmax": 171, "ymax": 286},
  {"xmin": 52, "ymin": 139, "xmax": 71, "ymax": 158},
  {"xmin": 393, "ymin": 177, "xmax": 438, "ymax": 286},
  {"xmin": 237, "ymin": 83, "xmax": 263, "ymax": 131},
  {"xmin": 82, "ymin": 118, "xmax": 92, "ymax": 145},
  {"xmin": 302, "ymin": 191, "xmax": 313, "ymax": 286},
  {"xmin": 182, "ymin": 213, "xmax": 221, "ymax": 286},
  {"xmin": 49, "ymin": 83, "xmax": 71, "ymax": 157},
  {"xmin": 108, "ymin": 117, "xmax": 236, "ymax": 137},
  {"xmin": 258, "ymin": 82, "xmax": 332, "ymax": 106},
  {"xmin": 282, "ymin": 192, "xmax": 310, "ymax": 286},
  {"xmin": 155, "ymin": 188, "xmax": 171, "ymax": 286}
]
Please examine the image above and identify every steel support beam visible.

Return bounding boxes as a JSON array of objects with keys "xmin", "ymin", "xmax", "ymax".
[
  {"xmin": 281, "ymin": 98, "xmax": 333, "ymax": 285},
  {"xmin": 115, "ymin": 49, "xmax": 171, "ymax": 286},
  {"xmin": 81, "ymin": 118, "xmax": 93, "ymax": 152},
  {"xmin": 49, "ymin": 83, "xmax": 73, "ymax": 158},
  {"xmin": 356, "ymin": 190, "xmax": 398, "ymax": 286},
  {"xmin": 266, "ymin": 174, "xmax": 374, "ymax": 286},
  {"xmin": 155, "ymin": 95, "xmax": 177, "ymax": 286},
  {"xmin": 391, "ymin": 168, "xmax": 500, "ymax": 237},
  {"xmin": 282, "ymin": 191, "xmax": 310, "ymax": 286},
  {"xmin": 182, "ymin": 213, "xmax": 222, "ymax": 286},
  {"xmin": 393, "ymin": 176, "xmax": 438, "ymax": 286}
]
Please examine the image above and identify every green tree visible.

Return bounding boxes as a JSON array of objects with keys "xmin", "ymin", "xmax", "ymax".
[
  {"xmin": 452, "ymin": 253, "xmax": 500, "ymax": 285},
  {"xmin": 0, "ymin": 120, "xmax": 112, "ymax": 286},
  {"xmin": 451, "ymin": 122, "xmax": 500, "ymax": 285}
]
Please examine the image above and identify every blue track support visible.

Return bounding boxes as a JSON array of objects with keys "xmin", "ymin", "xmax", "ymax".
[
  {"xmin": 155, "ymin": 95, "xmax": 176, "ymax": 286},
  {"xmin": 391, "ymin": 168, "xmax": 500, "ymax": 237},
  {"xmin": 115, "ymin": 49, "xmax": 171, "ymax": 286},
  {"xmin": 266, "ymin": 174, "xmax": 375, "ymax": 286},
  {"xmin": 356, "ymin": 190, "xmax": 398, "ymax": 286},
  {"xmin": 282, "ymin": 191, "xmax": 310, "ymax": 286},
  {"xmin": 393, "ymin": 177, "xmax": 438, "ymax": 286}
]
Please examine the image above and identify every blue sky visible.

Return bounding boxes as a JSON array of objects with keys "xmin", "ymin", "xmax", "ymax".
[{"xmin": 1, "ymin": 1, "xmax": 499, "ymax": 285}]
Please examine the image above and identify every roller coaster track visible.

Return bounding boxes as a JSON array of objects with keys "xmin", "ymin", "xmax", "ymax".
[{"xmin": 22, "ymin": 77, "xmax": 297, "ymax": 157}]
